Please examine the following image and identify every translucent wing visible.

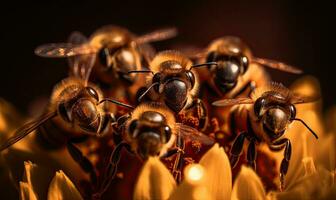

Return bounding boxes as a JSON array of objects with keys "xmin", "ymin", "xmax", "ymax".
[
  {"xmin": 175, "ymin": 123, "xmax": 214, "ymax": 145},
  {"xmin": 67, "ymin": 32, "xmax": 97, "ymax": 81},
  {"xmin": 291, "ymin": 93, "xmax": 320, "ymax": 104},
  {"xmin": 0, "ymin": 111, "xmax": 57, "ymax": 151},
  {"xmin": 35, "ymin": 43, "xmax": 98, "ymax": 58},
  {"xmin": 212, "ymin": 98, "xmax": 254, "ymax": 107},
  {"xmin": 177, "ymin": 44, "xmax": 206, "ymax": 59},
  {"xmin": 135, "ymin": 27, "xmax": 178, "ymax": 44},
  {"xmin": 68, "ymin": 31, "xmax": 88, "ymax": 45},
  {"xmin": 138, "ymin": 43, "xmax": 156, "ymax": 64},
  {"xmin": 252, "ymin": 57, "xmax": 303, "ymax": 74},
  {"xmin": 68, "ymin": 53, "xmax": 97, "ymax": 82}
]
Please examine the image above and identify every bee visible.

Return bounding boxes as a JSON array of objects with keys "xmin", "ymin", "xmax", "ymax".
[
  {"xmin": 0, "ymin": 71, "xmax": 131, "ymax": 184},
  {"xmin": 185, "ymin": 36, "xmax": 304, "ymax": 133},
  {"xmin": 212, "ymin": 82, "xmax": 318, "ymax": 190},
  {"xmin": 35, "ymin": 25, "xmax": 177, "ymax": 104},
  {"xmin": 194, "ymin": 36, "xmax": 303, "ymax": 99},
  {"xmin": 129, "ymin": 50, "xmax": 215, "ymax": 130},
  {"xmin": 93, "ymin": 102, "xmax": 214, "ymax": 198}
]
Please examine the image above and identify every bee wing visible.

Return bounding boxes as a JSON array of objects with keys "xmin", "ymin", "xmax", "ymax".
[
  {"xmin": 68, "ymin": 31, "xmax": 88, "ymax": 45},
  {"xmin": 135, "ymin": 27, "xmax": 178, "ymax": 44},
  {"xmin": 66, "ymin": 32, "xmax": 97, "ymax": 82},
  {"xmin": 212, "ymin": 98, "xmax": 254, "ymax": 107},
  {"xmin": 137, "ymin": 43, "xmax": 156, "ymax": 64},
  {"xmin": 68, "ymin": 53, "xmax": 97, "ymax": 82},
  {"xmin": 175, "ymin": 123, "xmax": 214, "ymax": 145},
  {"xmin": 252, "ymin": 57, "xmax": 303, "ymax": 74},
  {"xmin": 177, "ymin": 45, "xmax": 207, "ymax": 59},
  {"xmin": 291, "ymin": 93, "xmax": 320, "ymax": 104},
  {"xmin": 35, "ymin": 43, "xmax": 98, "ymax": 58},
  {"xmin": 0, "ymin": 111, "xmax": 57, "ymax": 151}
]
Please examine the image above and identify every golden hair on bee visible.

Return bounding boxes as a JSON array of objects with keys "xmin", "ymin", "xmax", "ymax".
[
  {"xmin": 250, "ymin": 82, "xmax": 291, "ymax": 101},
  {"xmin": 207, "ymin": 36, "xmax": 253, "ymax": 58},
  {"xmin": 128, "ymin": 102, "xmax": 176, "ymax": 134},
  {"xmin": 149, "ymin": 50, "xmax": 193, "ymax": 73},
  {"xmin": 249, "ymin": 81, "xmax": 318, "ymax": 105},
  {"xmin": 49, "ymin": 77, "xmax": 103, "ymax": 111},
  {"xmin": 89, "ymin": 25, "xmax": 135, "ymax": 49}
]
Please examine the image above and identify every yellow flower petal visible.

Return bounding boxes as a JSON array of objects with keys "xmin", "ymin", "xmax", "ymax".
[
  {"xmin": 47, "ymin": 170, "xmax": 83, "ymax": 200},
  {"xmin": 20, "ymin": 182, "xmax": 37, "ymax": 200},
  {"xmin": 22, "ymin": 160, "xmax": 54, "ymax": 199},
  {"xmin": 22, "ymin": 161, "xmax": 38, "ymax": 185},
  {"xmin": 314, "ymin": 134, "xmax": 336, "ymax": 171},
  {"xmin": 199, "ymin": 143, "xmax": 231, "ymax": 200},
  {"xmin": 269, "ymin": 158, "xmax": 336, "ymax": 200},
  {"xmin": 231, "ymin": 166, "xmax": 266, "ymax": 200},
  {"xmin": 134, "ymin": 157, "xmax": 176, "ymax": 200},
  {"xmin": 169, "ymin": 164, "xmax": 211, "ymax": 200}
]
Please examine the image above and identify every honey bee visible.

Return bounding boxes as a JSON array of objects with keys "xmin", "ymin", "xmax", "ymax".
[
  {"xmin": 93, "ymin": 102, "xmax": 214, "ymax": 198},
  {"xmin": 212, "ymin": 82, "xmax": 318, "ymax": 190},
  {"xmin": 0, "ymin": 72, "xmax": 132, "ymax": 184},
  {"xmin": 35, "ymin": 25, "xmax": 177, "ymax": 104},
  {"xmin": 129, "ymin": 50, "xmax": 215, "ymax": 130},
  {"xmin": 194, "ymin": 36, "xmax": 303, "ymax": 99}
]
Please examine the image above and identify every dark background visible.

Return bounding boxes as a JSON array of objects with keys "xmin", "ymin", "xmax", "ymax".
[{"xmin": 0, "ymin": 0, "xmax": 334, "ymax": 114}]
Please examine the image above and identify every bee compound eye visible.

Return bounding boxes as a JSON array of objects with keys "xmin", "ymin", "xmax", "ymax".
[
  {"xmin": 254, "ymin": 97, "xmax": 266, "ymax": 118},
  {"xmin": 86, "ymin": 87, "xmax": 99, "ymax": 101},
  {"xmin": 289, "ymin": 105, "xmax": 296, "ymax": 121},
  {"xmin": 152, "ymin": 73, "xmax": 161, "ymax": 92},
  {"xmin": 206, "ymin": 51, "xmax": 217, "ymax": 63},
  {"xmin": 58, "ymin": 102, "xmax": 71, "ymax": 122},
  {"xmin": 163, "ymin": 125, "xmax": 172, "ymax": 143},
  {"xmin": 186, "ymin": 71, "xmax": 195, "ymax": 89},
  {"xmin": 240, "ymin": 55, "xmax": 249, "ymax": 73},
  {"xmin": 98, "ymin": 47, "xmax": 110, "ymax": 67},
  {"xmin": 128, "ymin": 120, "xmax": 138, "ymax": 137}
]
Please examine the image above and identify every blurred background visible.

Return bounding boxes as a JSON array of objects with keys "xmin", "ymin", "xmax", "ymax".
[{"xmin": 0, "ymin": 0, "xmax": 334, "ymax": 114}]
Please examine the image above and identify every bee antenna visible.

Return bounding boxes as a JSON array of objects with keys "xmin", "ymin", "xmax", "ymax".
[
  {"xmin": 293, "ymin": 118, "xmax": 318, "ymax": 139},
  {"xmin": 99, "ymin": 99, "xmax": 134, "ymax": 109},
  {"xmin": 127, "ymin": 70, "xmax": 154, "ymax": 75},
  {"xmin": 190, "ymin": 62, "xmax": 217, "ymax": 70},
  {"xmin": 137, "ymin": 82, "xmax": 160, "ymax": 102}
]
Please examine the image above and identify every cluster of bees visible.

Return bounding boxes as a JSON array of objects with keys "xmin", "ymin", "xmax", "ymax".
[{"xmin": 0, "ymin": 25, "xmax": 319, "ymax": 198}]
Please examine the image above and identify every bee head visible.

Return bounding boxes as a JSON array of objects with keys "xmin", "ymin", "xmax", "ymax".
[
  {"xmin": 253, "ymin": 94, "xmax": 296, "ymax": 140},
  {"xmin": 127, "ymin": 111, "xmax": 172, "ymax": 160},
  {"xmin": 207, "ymin": 51, "xmax": 248, "ymax": 94}
]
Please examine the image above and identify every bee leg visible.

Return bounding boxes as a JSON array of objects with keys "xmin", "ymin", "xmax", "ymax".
[
  {"xmin": 230, "ymin": 132, "xmax": 247, "ymax": 168},
  {"xmin": 172, "ymin": 135, "xmax": 185, "ymax": 183},
  {"xmin": 113, "ymin": 113, "xmax": 131, "ymax": 131},
  {"xmin": 270, "ymin": 138, "xmax": 292, "ymax": 191},
  {"xmin": 196, "ymin": 98, "xmax": 208, "ymax": 131},
  {"xmin": 187, "ymin": 98, "xmax": 208, "ymax": 131},
  {"xmin": 160, "ymin": 148, "xmax": 180, "ymax": 159},
  {"xmin": 229, "ymin": 108, "xmax": 238, "ymax": 138},
  {"xmin": 93, "ymin": 142, "xmax": 130, "ymax": 199},
  {"xmin": 247, "ymin": 139, "xmax": 257, "ymax": 170},
  {"xmin": 66, "ymin": 142, "xmax": 97, "ymax": 185}
]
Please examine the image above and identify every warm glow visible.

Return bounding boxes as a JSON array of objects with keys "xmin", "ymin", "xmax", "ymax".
[{"xmin": 185, "ymin": 164, "xmax": 204, "ymax": 182}]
